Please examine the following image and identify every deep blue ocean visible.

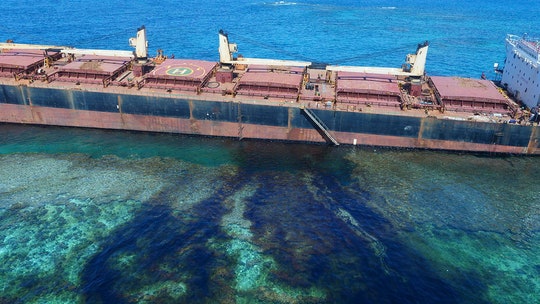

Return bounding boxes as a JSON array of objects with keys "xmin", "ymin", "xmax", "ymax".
[{"xmin": 1, "ymin": 1, "xmax": 540, "ymax": 303}]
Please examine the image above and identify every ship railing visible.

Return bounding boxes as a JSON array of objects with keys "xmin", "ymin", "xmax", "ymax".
[
  {"xmin": 103, "ymin": 77, "xmax": 112, "ymax": 88},
  {"xmin": 399, "ymin": 89, "xmax": 413, "ymax": 110},
  {"xmin": 337, "ymin": 98, "xmax": 401, "ymax": 109},
  {"xmin": 235, "ymin": 87, "xmax": 300, "ymax": 100},
  {"xmin": 49, "ymin": 73, "xmax": 107, "ymax": 86},
  {"xmin": 141, "ymin": 80, "xmax": 203, "ymax": 94},
  {"xmin": 12, "ymin": 70, "xmax": 51, "ymax": 83},
  {"xmin": 506, "ymin": 34, "xmax": 521, "ymax": 45},
  {"xmin": 336, "ymin": 91, "xmax": 401, "ymax": 108},
  {"xmin": 508, "ymin": 34, "xmax": 540, "ymax": 63}
]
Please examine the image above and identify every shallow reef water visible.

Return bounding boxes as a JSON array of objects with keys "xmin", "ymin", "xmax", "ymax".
[
  {"xmin": 0, "ymin": 124, "xmax": 539, "ymax": 303},
  {"xmin": 1, "ymin": 0, "xmax": 540, "ymax": 302}
]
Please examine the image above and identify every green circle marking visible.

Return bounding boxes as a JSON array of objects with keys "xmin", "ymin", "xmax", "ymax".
[{"xmin": 166, "ymin": 67, "xmax": 194, "ymax": 76}]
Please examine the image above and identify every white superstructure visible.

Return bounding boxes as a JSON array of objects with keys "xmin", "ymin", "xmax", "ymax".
[{"xmin": 501, "ymin": 34, "xmax": 540, "ymax": 109}]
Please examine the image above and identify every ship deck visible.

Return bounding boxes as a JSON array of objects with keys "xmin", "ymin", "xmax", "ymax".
[
  {"xmin": 429, "ymin": 76, "xmax": 515, "ymax": 115},
  {"xmin": 0, "ymin": 49, "xmax": 61, "ymax": 77},
  {"xmin": 55, "ymin": 54, "xmax": 132, "ymax": 86},
  {"xmin": 234, "ymin": 65, "xmax": 304, "ymax": 100},
  {"xmin": 143, "ymin": 59, "xmax": 217, "ymax": 92},
  {"xmin": 335, "ymin": 72, "xmax": 401, "ymax": 108},
  {"xmin": 0, "ymin": 47, "xmax": 523, "ymax": 125}
]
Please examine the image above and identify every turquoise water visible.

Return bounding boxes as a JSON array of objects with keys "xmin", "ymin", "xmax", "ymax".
[
  {"xmin": 1, "ymin": 124, "xmax": 539, "ymax": 303},
  {"xmin": 1, "ymin": 0, "xmax": 540, "ymax": 303}
]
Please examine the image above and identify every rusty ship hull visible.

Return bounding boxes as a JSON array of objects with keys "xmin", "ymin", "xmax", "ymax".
[
  {"xmin": 1, "ymin": 83, "xmax": 538, "ymax": 154},
  {"xmin": 1, "ymin": 27, "xmax": 539, "ymax": 154}
]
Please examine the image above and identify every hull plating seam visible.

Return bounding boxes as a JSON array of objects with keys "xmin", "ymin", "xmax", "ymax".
[{"xmin": 1, "ymin": 101, "xmax": 538, "ymax": 154}]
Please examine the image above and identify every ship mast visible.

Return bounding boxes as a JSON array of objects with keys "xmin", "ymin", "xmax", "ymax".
[{"xmin": 129, "ymin": 26, "xmax": 148, "ymax": 61}]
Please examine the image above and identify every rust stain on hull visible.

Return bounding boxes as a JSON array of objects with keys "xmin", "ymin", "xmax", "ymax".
[
  {"xmin": 334, "ymin": 130, "xmax": 529, "ymax": 154},
  {"xmin": 527, "ymin": 126, "xmax": 540, "ymax": 154},
  {"xmin": 1, "ymin": 103, "xmax": 538, "ymax": 155}
]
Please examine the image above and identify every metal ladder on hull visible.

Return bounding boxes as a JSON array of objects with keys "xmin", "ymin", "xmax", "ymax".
[{"xmin": 301, "ymin": 108, "xmax": 340, "ymax": 146}]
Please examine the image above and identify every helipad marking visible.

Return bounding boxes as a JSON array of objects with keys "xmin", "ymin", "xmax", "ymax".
[{"xmin": 166, "ymin": 67, "xmax": 194, "ymax": 76}]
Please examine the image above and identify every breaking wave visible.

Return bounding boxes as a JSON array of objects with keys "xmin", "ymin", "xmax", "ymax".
[{"xmin": 268, "ymin": 1, "xmax": 297, "ymax": 6}]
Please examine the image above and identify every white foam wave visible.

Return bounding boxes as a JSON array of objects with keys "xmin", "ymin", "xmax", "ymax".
[{"xmin": 269, "ymin": 1, "xmax": 297, "ymax": 6}]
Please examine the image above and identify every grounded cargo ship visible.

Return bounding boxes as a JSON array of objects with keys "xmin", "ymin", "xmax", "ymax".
[{"xmin": 1, "ymin": 26, "xmax": 539, "ymax": 154}]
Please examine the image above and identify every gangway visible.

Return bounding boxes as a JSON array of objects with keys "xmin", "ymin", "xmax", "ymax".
[{"xmin": 301, "ymin": 108, "xmax": 340, "ymax": 146}]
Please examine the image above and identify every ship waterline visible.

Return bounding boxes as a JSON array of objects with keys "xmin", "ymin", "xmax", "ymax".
[{"xmin": 1, "ymin": 90, "xmax": 537, "ymax": 155}]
